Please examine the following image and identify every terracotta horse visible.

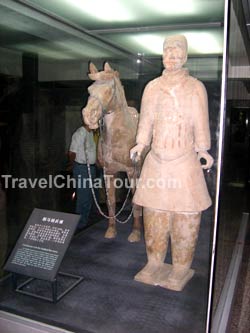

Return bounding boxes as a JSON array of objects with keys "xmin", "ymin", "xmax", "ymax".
[{"xmin": 82, "ymin": 62, "xmax": 142, "ymax": 242}]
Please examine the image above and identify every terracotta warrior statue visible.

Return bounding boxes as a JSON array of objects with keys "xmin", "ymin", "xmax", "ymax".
[{"xmin": 130, "ymin": 35, "xmax": 213, "ymax": 291}]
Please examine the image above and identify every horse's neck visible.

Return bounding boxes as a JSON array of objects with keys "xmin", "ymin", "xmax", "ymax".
[
  {"xmin": 101, "ymin": 81, "xmax": 130, "ymax": 142},
  {"xmin": 102, "ymin": 106, "xmax": 127, "ymax": 142}
]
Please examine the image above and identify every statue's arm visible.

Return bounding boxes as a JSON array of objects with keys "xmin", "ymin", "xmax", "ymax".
[
  {"xmin": 194, "ymin": 81, "xmax": 214, "ymax": 169},
  {"xmin": 130, "ymin": 83, "xmax": 154, "ymax": 160}
]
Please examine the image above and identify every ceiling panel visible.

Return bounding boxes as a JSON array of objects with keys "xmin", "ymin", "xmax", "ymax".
[
  {"xmin": 104, "ymin": 29, "xmax": 223, "ymax": 56},
  {"xmin": 0, "ymin": 0, "xmax": 225, "ymax": 62},
  {"xmin": 0, "ymin": 3, "xmax": 126, "ymax": 60},
  {"xmin": 28, "ymin": 0, "xmax": 225, "ymax": 29},
  {"xmin": 0, "ymin": 25, "xmax": 38, "ymax": 47}
]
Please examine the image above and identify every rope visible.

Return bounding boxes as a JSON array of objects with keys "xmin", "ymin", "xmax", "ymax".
[{"xmin": 86, "ymin": 149, "xmax": 137, "ymax": 224}]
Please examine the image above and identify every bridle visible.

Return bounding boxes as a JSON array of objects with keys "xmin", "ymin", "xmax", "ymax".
[
  {"xmin": 90, "ymin": 79, "xmax": 116, "ymax": 114},
  {"xmin": 87, "ymin": 78, "xmax": 120, "ymax": 133}
]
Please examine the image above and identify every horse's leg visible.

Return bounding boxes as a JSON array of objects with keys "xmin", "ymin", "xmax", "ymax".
[
  {"xmin": 104, "ymin": 174, "xmax": 117, "ymax": 239},
  {"xmin": 127, "ymin": 170, "xmax": 142, "ymax": 242}
]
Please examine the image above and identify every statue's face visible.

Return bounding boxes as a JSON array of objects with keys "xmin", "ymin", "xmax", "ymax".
[{"xmin": 162, "ymin": 43, "xmax": 187, "ymax": 72}]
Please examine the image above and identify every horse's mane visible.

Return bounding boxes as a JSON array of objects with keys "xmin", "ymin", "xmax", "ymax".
[{"xmin": 113, "ymin": 75, "xmax": 128, "ymax": 111}]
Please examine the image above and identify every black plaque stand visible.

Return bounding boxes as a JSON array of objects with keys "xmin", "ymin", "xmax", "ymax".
[
  {"xmin": 5, "ymin": 208, "xmax": 83, "ymax": 303},
  {"xmin": 12, "ymin": 272, "xmax": 83, "ymax": 303}
]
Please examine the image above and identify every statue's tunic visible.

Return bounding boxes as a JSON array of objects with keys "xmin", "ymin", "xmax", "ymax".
[{"xmin": 133, "ymin": 69, "xmax": 212, "ymax": 212}]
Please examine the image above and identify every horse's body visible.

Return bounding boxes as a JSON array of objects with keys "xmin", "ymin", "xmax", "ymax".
[{"xmin": 82, "ymin": 62, "xmax": 141, "ymax": 242}]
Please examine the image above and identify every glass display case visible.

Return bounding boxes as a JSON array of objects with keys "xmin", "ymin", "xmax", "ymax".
[{"xmin": 1, "ymin": 1, "xmax": 247, "ymax": 332}]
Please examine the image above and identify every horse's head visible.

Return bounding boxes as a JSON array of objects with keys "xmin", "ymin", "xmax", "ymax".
[{"xmin": 82, "ymin": 62, "xmax": 120, "ymax": 129}]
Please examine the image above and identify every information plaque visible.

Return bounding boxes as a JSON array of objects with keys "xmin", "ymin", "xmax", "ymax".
[{"xmin": 4, "ymin": 208, "xmax": 80, "ymax": 281}]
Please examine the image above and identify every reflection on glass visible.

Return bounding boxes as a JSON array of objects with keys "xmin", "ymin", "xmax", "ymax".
[{"xmin": 0, "ymin": 0, "xmax": 226, "ymax": 331}]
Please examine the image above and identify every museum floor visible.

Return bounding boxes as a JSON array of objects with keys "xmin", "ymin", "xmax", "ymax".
[
  {"xmin": 213, "ymin": 184, "xmax": 250, "ymax": 333},
  {"xmin": 0, "ymin": 207, "xmax": 212, "ymax": 333},
  {"xmin": 229, "ymin": 229, "xmax": 250, "ymax": 333},
  {"xmin": 226, "ymin": 188, "xmax": 250, "ymax": 333},
  {"xmin": 0, "ymin": 185, "xmax": 249, "ymax": 333}
]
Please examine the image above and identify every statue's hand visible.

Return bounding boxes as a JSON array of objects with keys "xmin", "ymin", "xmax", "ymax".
[
  {"xmin": 130, "ymin": 143, "xmax": 145, "ymax": 162},
  {"xmin": 198, "ymin": 151, "xmax": 214, "ymax": 169}
]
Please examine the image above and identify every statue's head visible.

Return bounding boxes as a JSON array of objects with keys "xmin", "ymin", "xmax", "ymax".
[{"xmin": 162, "ymin": 35, "xmax": 188, "ymax": 72}]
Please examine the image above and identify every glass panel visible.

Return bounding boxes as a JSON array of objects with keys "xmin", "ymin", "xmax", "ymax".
[
  {"xmin": 211, "ymin": 0, "xmax": 250, "ymax": 329},
  {"xmin": 0, "ymin": 0, "xmax": 226, "ymax": 332}
]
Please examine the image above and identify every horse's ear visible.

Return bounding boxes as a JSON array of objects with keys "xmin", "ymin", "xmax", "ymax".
[
  {"xmin": 104, "ymin": 62, "xmax": 113, "ymax": 72},
  {"xmin": 89, "ymin": 62, "xmax": 98, "ymax": 74}
]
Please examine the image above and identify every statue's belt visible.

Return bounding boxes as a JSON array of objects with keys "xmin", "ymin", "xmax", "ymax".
[{"xmin": 150, "ymin": 149, "xmax": 195, "ymax": 166}]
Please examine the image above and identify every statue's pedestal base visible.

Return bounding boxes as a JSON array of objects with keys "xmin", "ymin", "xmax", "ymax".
[{"xmin": 134, "ymin": 263, "xmax": 194, "ymax": 291}]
